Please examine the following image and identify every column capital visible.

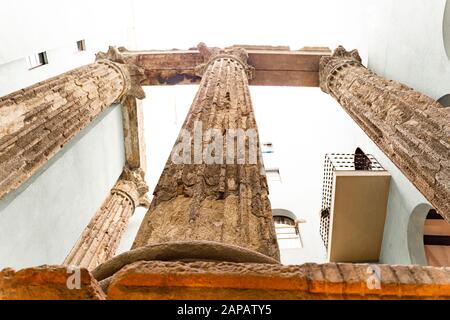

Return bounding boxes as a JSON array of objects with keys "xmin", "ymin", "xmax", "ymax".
[
  {"xmin": 96, "ymin": 46, "xmax": 146, "ymax": 102},
  {"xmin": 113, "ymin": 167, "xmax": 150, "ymax": 209},
  {"xmin": 194, "ymin": 42, "xmax": 255, "ymax": 79},
  {"xmin": 319, "ymin": 46, "xmax": 363, "ymax": 94}
]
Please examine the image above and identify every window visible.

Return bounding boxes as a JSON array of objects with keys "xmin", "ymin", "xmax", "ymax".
[
  {"xmin": 27, "ymin": 51, "xmax": 47, "ymax": 69},
  {"xmin": 261, "ymin": 142, "xmax": 274, "ymax": 154},
  {"xmin": 265, "ymin": 168, "xmax": 281, "ymax": 182},
  {"xmin": 76, "ymin": 40, "xmax": 86, "ymax": 52},
  {"xmin": 423, "ymin": 208, "xmax": 450, "ymax": 267},
  {"xmin": 273, "ymin": 209, "xmax": 304, "ymax": 249}
]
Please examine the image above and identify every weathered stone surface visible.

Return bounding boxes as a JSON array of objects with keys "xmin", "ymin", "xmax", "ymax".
[
  {"xmin": 92, "ymin": 240, "xmax": 279, "ymax": 282},
  {"xmin": 0, "ymin": 58, "xmax": 144, "ymax": 201},
  {"xmin": 96, "ymin": 46, "xmax": 146, "ymax": 101},
  {"xmin": 63, "ymin": 167, "xmax": 149, "ymax": 270},
  {"xmin": 118, "ymin": 46, "xmax": 331, "ymax": 87},
  {"xmin": 320, "ymin": 46, "xmax": 450, "ymax": 221},
  {"xmin": 132, "ymin": 44, "xmax": 280, "ymax": 261},
  {"xmin": 0, "ymin": 265, "xmax": 105, "ymax": 300},
  {"xmin": 122, "ymin": 96, "xmax": 147, "ymax": 172},
  {"xmin": 106, "ymin": 260, "xmax": 450, "ymax": 300}
]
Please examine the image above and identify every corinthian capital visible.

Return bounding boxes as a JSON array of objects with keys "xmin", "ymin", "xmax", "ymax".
[
  {"xmin": 195, "ymin": 42, "xmax": 255, "ymax": 79},
  {"xmin": 96, "ymin": 46, "xmax": 146, "ymax": 101},
  {"xmin": 319, "ymin": 46, "xmax": 363, "ymax": 94},
  {"xmin": 114, "ymin": 167, "xmax": 150, "ymax": 209}
]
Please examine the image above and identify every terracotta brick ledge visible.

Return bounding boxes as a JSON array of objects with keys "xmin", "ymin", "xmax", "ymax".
[
  {"xmin": 0, "ymin": 265, "xmax": 105, "ymax": 300},
  {"xmin": 107, "ymin": 261, "xmax": 450, "ymax": 300},
  {"xmin": 1, "ymin": 262, "xmax": 449, "ymax": 299}
]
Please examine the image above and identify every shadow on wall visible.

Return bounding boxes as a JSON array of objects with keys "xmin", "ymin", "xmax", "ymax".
[
  {"xmin": 443, "ymin": 0, "xmax": 450, "ymax": 61},
  {"xmin": 437, "ymin": 94, "xmax": 450, "ymax": 107},
  {"xmin": 407, "ymin": 203, "xmax": 432, "ymax": 266}
]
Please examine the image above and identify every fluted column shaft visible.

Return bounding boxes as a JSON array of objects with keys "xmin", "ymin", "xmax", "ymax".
[
  {"xmin": 64, "ymin": 168, "xmax": 148, "ymax": 270},
  {"xmin": 132, "ymin": 44, "xmax": 280, "ymax": 261},
  {"xmin": 320, "ymin": 46, "xmax": 450, "ymax": 221},
  {"xmin": 0, "ymin": 48, "xmax": 144, "ymax": 200}
]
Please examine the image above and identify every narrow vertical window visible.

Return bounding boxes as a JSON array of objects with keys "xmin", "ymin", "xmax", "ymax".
[
  {"xmin": 273, "ymin": 209, "xmax": 304, "ymax": 249},
  {"xmin": 76, "ymin": 40, "xmax": 86, "ymax": 52}
]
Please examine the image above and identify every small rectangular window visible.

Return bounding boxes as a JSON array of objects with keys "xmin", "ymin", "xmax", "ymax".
[
  {"xmin": 27, "ymin": 51, "xmax": 48, "ymax": 70},
  {"xmin": 266, "ymin": 168, "xmax": 281, "ymax": 182},
  {"xmin": 76, "ymin": 40, "xmax": 86, "ymax": 52},
  {"xmin": 262, "ymin": 142, "xmax": 274, "ymax": 154}
]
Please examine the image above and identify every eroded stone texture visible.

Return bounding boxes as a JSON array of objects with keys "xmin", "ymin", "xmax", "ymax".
[
  {"xmin": 96, "ymin": 46, "xmax": 146, "ymax": 100},
  {"xmin": 0, "ymin": 56, "xmax": 145, "ymax": 200},
  {"xmin": 92, "ymin": 240, "xmax": 279, "ymax": 282},
  {"xmin": 0, "ymin": 265, "xmax": 105, "ymax": 300},
  {"xmin": 122, "ymin": 96, "xmax": 147, "ymax": 172},
  {"xmin": 106, "ymin": 260, "xmax": 450, "ymax": 300},
  {"xmin": 132, "ymin": 44, "xmax": 280, "ymax": 261},
  {"xmin": 320, "ymin": 46, "xmax": 450, "ymax": 221},
  {"xmin": 63, "ymin": 168, "xmax": 149, "ymax": 270}
]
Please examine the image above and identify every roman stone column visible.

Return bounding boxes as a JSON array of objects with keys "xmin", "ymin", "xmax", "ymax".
[
  {"xmin": 320, "ymin": 46, "xmax": 450, "ymax": 221},
  {"xmin": 0, "ymin": 47, "xmax": 145, "ymax": 200},
  {"xmin": 132, "ymin": 43, "xmax": 280, "ymax": 261},
  {"xmin": 64, "ymin": 167, "xmax": 149, "ymax": 270}
]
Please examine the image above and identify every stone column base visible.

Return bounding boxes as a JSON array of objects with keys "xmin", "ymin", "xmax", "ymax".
[
  {"xmin": 105, "ymin": 260, "xmax": 450, "ymax": 300},
  {"xmin": 1, "ymin": 260, "xmax": 450, "ymax": 299}
]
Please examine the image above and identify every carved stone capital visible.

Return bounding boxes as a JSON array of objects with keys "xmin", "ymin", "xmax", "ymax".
[
  {"xmin": 319, "ymin": 46, "xmax": 363, "ymax": 94},
  {"xmin": 194, "ymin": 42, "xmax": 255, "ymax": 79},
  {"xmin": 115, "ymin": 167, "xmax": 150, "ymax": 208},
  {"xmin": 96, "ymin": 46, "xmax": 146, "ymax": 102}
]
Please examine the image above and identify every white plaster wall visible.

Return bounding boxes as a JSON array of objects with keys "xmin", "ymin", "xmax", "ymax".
[
  {"xmin": 0, "ymin": 0, "xmax": 136, "ymax": 97},
  {"xmin": 0, "ymin": 2, "xmax": 135, "ymax": 268},
  {"xmin": 0, "ymin": 0, "xmax": 136, "ymax": 66},
  {"xmin": 0, "ymin": 105, "xmax": 125, "ymax": 269},
  {"xmin": 0, "ymin": 45, "xmax": 94, "ymax": 97},
  {"xmin": 252, "ymin": 87, "xmax": 430, "ymax": 266},
  {"xmin": 360, "ymin": 0, "xmax": 450, "ymax": 264},
  {"xmin": 364, "ymin": 0, "xmax": 450, "ymax": 100}
]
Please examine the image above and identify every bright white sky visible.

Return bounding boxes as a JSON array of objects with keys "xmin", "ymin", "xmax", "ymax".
[{"xmin": 130, "ymin": 0, "xmax": 365, "ymax": 52}]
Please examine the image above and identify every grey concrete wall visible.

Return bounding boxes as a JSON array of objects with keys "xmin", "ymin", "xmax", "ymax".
[{"xmin": 0, "ymin": 104, "xmax": 125, "ymax": 269}]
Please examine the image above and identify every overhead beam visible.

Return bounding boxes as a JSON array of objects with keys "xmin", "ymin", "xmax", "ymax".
[{"xmin": 120, "ymin": 46, "xmax": 331, "ymax": 87}]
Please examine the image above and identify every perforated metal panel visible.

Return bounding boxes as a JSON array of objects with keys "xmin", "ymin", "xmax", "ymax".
[{"xmin": 320, "ymin": 153, "xmax": 385, "ymax": 250}]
